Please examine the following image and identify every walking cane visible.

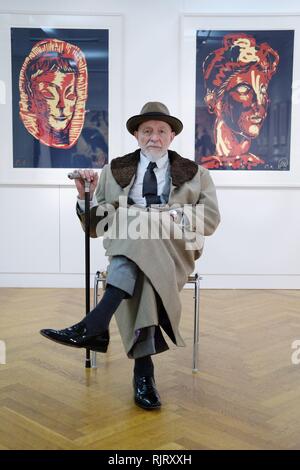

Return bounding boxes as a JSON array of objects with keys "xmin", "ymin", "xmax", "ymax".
[{"xmin": 68, "ymin": 170, "xmax": 91, "ymax": 368}]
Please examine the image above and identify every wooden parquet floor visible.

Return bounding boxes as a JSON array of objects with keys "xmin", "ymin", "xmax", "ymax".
[{"xmin": 0, "ymin": 288, "xmax": 300, "ymax": 450}]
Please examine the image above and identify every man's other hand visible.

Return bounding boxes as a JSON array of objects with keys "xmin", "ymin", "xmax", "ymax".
[{"xmin": 75, "ymin": 170, "xmax": 99, "ymax": 200}]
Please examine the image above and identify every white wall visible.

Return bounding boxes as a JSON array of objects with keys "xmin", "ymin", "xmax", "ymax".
[{"xmin": 0, "ymin": 0, "xmax": 300, "ymax": 288}]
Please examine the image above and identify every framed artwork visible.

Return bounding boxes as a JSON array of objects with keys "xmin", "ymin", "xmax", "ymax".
[
  {"xmin": 181, "ymin": 14, "xmax": 300, "ymax": 187},
  {"xmin": 0, "ymin": 13, "xmax": 123, "ymax": 185}
]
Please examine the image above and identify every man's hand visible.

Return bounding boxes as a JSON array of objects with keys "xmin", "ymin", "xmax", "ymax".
[
  {"xmin": 169, "ymin": 209, "xmax": 183, "ymax": 224},
  {"xmin": 75, "ymin": 170, "xmax": 99, "ymax": 200}
]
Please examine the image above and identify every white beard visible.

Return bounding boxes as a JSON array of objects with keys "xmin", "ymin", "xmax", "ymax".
[{"xmin": 142, "ymin": 148, "xmax": 167, "ymax": 161}]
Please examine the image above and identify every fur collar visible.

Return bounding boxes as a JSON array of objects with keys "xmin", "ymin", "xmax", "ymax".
[{"xmin": 110, "ymin": 149, "xmax": 198, "ymax": 188}]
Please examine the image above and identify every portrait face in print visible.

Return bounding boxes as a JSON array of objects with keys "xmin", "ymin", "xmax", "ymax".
[
  {"xmin": 220, "ymin": 66, "xmax": 269, "ymax": 139},
  {"xmin": 202, "ymin": 34, "xmax": 279, "ymax": 170},
  {"xmin": 31, "ymin": 70, "xmax": 77, "ymax": 132},
  {"xmin": 19, "ymin": 38, "xmax": 88, "ymax": 149}
]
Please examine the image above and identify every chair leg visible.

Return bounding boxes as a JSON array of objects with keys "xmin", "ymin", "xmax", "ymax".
[{"xmin": 192, "ymin": 277, "xmax": 201, "ymax": 373}]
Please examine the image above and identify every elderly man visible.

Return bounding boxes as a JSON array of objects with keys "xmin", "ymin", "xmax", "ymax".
[{"xmin": 41, "ymin": 102, "xmax": 220, "ymax": 410}]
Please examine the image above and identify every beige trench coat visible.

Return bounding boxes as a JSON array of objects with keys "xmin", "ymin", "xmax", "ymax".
[{"xmin": 77, "ymin": 149, "xmax": 220, "ymax": 358}]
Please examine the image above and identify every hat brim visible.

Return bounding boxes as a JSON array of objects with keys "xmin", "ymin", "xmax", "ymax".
[{"xmin": 126, "ymin": 112, "xmax": 183, "ymax": 135}]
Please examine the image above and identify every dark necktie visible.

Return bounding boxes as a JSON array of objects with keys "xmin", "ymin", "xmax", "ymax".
[{"xmin": 142, "ymin": 161, "xmax": 161, "ymax": 207}]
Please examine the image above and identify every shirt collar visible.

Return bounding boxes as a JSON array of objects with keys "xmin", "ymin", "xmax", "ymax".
[{"xmin": 140, "ymin": 150, "xmax": 169, "ymax": 169}]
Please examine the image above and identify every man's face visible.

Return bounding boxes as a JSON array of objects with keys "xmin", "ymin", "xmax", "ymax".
[
  {"xmin": 30, "ymin": 70, "xmax": 77, "ymax": 131},
  {"xmin": 218, "ymin": 67, "xmax": 269, "ymax": 138},
  {"xmin": 134, "ymin": 120, "xmax": 175, "ymax": 160}
]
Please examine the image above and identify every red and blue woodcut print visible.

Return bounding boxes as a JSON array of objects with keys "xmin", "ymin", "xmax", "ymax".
[{"xmin": 195, "ymin": 30, "xmax": 294, "ymax": 170}]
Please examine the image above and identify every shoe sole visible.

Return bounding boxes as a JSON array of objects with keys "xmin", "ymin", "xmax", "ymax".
[
  {"xmin": 134, "ymin": 398, "xmax": 161, "ymax": 410},
  {"xmin": 40, "ymin": 331, "xmax": 108, "ymax": 353}
]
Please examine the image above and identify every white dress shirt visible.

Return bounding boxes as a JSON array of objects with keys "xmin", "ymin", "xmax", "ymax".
[{"xmin": 128, "ymin": 151, "xmax": 169, "ymax": 206}]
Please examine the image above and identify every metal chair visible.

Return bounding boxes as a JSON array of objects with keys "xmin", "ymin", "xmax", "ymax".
[{"xmin": 91, "ymin": 271, "xmax": 202, "ymax": 372}]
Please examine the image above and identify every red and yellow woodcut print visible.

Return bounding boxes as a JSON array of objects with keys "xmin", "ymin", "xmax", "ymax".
[{"xmin": 19, "ymin": 39, "xmax": 88, "ymax": 149}]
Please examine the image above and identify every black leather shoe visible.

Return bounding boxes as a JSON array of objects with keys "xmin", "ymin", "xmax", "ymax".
[
  {"xmin": 40, "ymin": 322, "xmax": 109, "ymax": 352},
  {"xmin": 133, "ymin": 376, "xmax": 161, "ymax": 410}
]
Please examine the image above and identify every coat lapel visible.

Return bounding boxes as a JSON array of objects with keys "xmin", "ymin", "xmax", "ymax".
[
  {"xmin": 110, "ymin": 149, "xmax": 140, "ymax": 189},
  {"xmin": 168, "ymin": 150, "xmax": 198, "ymax": 187},
  {"xmin": 110, "ymin": 149, "xmax": 198, "ymax": 189}
]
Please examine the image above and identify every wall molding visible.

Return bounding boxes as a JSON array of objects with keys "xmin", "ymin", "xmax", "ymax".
[{"xmin": 1, "ymin": 273, "xmax": 300, "ymax": 289}]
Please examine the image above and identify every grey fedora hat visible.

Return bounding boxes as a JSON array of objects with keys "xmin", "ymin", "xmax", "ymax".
[{"xmin": 126, "ymin": 102, "xmax": 183, "ymax": 135}]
